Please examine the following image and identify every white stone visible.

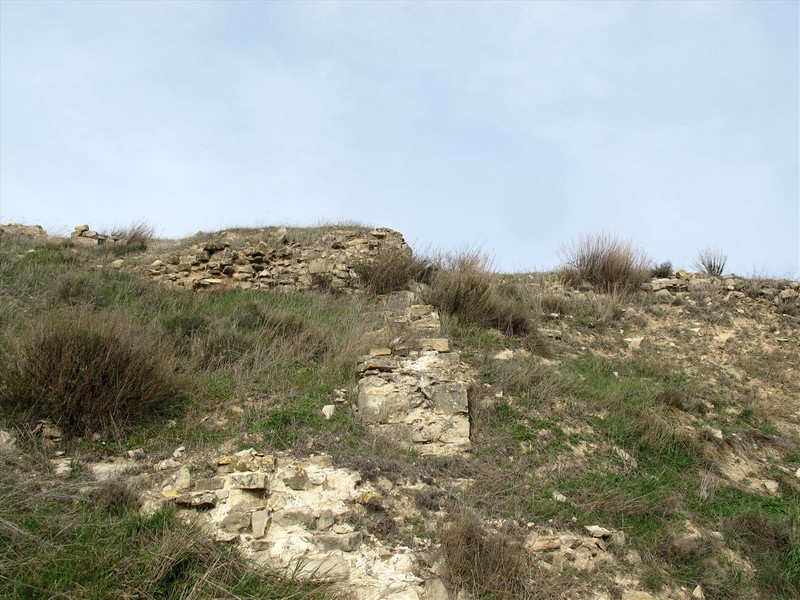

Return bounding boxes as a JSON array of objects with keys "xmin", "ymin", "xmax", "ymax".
[
  {"xmin": 90, "ymin": 462, "xmax": 130, "ymax": 481},
  {"xmin": 585, "ymin": 525, "xmax": 613, "ymax": 538},
  {"xmin": 322, "ymin": 405, "xmax": 336, "ymax": 420},
  {"xmin": 174, "ymin": 467, "xmax": 192, "ymax": 491},
  {"xmin": 0, "ymin": 429, "xmax": 15, "ymax": 451},
  {"xmin": 295, "ymin": 555, "xmax": 350, "ymax": 581},
  {"xmin": 251, "ymin": 510, "xmax": 271, "ymax": 538},
  {"xmin": 493, "ymin": 349, "xmax": 514, "ymax": 361},
  {"xmin": 624, "ymin": 336, "xmax": 644, "ymax": 350}
]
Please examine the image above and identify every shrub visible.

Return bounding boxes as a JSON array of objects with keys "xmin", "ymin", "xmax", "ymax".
[
  {"xmin": 650, "ymin": 261, "xmax": 673, "ymax": 278},
  {"xmin": 441, "ymin": 512, "xmax": 532, "ymax": 598},
  {"xmin": 558, "ymin": 234, "xmax": 650, "ymax": 293},
  {"xmin": 0, "ymin": 309, "xmax": 183, "ymax": 437},
  {"xmin": 424, "ymin": 251, "xmax": 532, "ymax": 335},
  {"xmin": 108, "ymin": 220, "xmax": 155, "ymax": 254},
  {"xmin": 693, "ymin": 248, "xmax": 727, "ymax": 276},
  {"xmin": 353, "ymin": 247, "xmax": 429, "ymax": 295}
]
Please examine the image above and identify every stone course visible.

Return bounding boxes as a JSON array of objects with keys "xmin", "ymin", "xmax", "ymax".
[
  {"xmin": 356, "ymin": 297, "xmax": 472, "ymax": 456},
  {"xmin": 144, "ymin": 226, "xmax": 409, "ymax": 293}
]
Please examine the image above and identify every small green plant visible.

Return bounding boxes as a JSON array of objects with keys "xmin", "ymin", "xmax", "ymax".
[
  {"xmin": 693, "ymin": 248, "xmax": 727, "ymax": 276},
  {"xmin": 0, "ymin": 309, "xmax": 183, "ymax": 437},
  {"xmin": 558, "ymin": 233, "xmax": 650, "ymax": 293}
]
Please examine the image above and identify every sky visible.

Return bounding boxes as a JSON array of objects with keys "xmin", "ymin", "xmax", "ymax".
[{"xmin": 1, "ymin": 0, "xmax": 798, "ymax": 276}]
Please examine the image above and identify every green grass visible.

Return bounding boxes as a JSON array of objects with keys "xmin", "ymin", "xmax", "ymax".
[{"xmin": 0, "ymin": 236, "xmax": 371, "ymax": 454}]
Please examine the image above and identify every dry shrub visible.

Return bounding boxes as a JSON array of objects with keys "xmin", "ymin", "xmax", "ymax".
[
  {"xmin": 650, "ymin": 261, "xmax": 674, "ymax": 278},
  {"xmin": 441, "ymin": 512, "xmax": 531, "ymax": 598},
  {"xmin": 353, "ymin": 246, "xmax": 429, "ymax": 295},
  {"xmin": 108, "ymin": 220, "xmax": 155, "ymax": 252},
  {"xmin": 425, "ymin": 251, "xmax": 532, "ymax": 335},
  {"xmin": 693, "ymin": 248, "xmax": 727, "ymax": 277},
  {"xmin": 0, "ymin": 309, "xmax": 183, "ymax": 437},
  {"xmin": 558, "ymin": 233, "xmax": 650, "ymax": 292}
]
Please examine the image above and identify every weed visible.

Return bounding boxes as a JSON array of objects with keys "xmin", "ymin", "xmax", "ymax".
[
  {"xmin": 694, "ymin": 248, "xmax": 727, "ymax": 277},
  {"xmin": 353, "ymin": 246, "xmax": 429, "ymax": 294},
  {"xmin": 650, "ymin": 261, "xmax": 674, "ymax": 278},
  {"xmin": 425, "ymin": 250, "xmax": 533, "ymax": 335},
  {"xmin": 107, "ymin": 220, "xmax": 155, "ymax": 254},
  {"xmin": 441, "ymin": 511, "xmax": 531, "ymax": 598},
  {"xmin": 558, "ymin": 233, "xmax": 650, "ymax": 293}
]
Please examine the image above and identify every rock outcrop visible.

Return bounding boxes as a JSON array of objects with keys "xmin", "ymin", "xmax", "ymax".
[{"xmin": 146, "ymin": 448, "xmax": 429, "ymax": 600}]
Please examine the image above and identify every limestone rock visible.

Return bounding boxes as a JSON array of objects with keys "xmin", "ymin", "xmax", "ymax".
[
  {"xmin": 296, "ymin": 555, "xmax": 350, "ymax": 581},
  {"xmin": 228, "ymin": 472, "xmax": 269, "ymax": 491},
  {"xmin": 0, "ymin": 429, "xmax": 16, "ymax": 452},
  {"xmin": 585, "ymin": 525, "xmax": 613, "ymax": 538},
  {"xmin": 174, "ymin": 492, "xmax": 217, "ymax": 509},
  {"xmin": 280, "ymin": 466, "xmax": 310, "ymax": 490},
  {"xmin": 527, "ymin": 535, "xmax": 561, "ymax": 552}
]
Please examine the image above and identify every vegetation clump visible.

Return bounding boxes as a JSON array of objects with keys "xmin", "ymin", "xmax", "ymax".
[
  {"xmin": 650, "ymin": 260, "xmax": 674, "ymax": 278},
  {"xmin": 424, "ymin": 250, "xmax": 533, "ymax": 335},
  {"xmin": 693, "ymin": 247, "xmax": 727, "ymax": 276},
  {"xmin": 558, "ymin": 233, "xmax": 650, "ymax": 292},
  {"xmin": 353, "ymin": 246, "xmax": 430, "ymax": 294},
  {"xmin": 0, "ymin": 309, "xmax": 183, "ymax": 438}
]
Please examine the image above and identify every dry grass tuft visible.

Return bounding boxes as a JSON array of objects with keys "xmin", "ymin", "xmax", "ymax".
[
  {"xmin": 108, "ymin": 220, "xmax": 155, "ymax": 253},
  {"xmin": 558, "ymin": 233, "xmax": 650, "ymax": 293},
  {"xmin": 650, "ymin": 261, "xmax": 674, "ymax": 278},
  {"xmin": 425, "ymin": 250, "xmax": 533, "ymax": 335},
  {"xmin": 441, "ymin": 511, "xmax": 531, "ymax": 598},
  {"xmin": 353, "ymin": 247, "xmax": 430, "ymax": 295},
  {"xmin": 693, "ymin": 248, "xmax": 727, "ymax": 277}
]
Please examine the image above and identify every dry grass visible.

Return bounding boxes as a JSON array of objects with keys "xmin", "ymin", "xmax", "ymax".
[
  {"xmin": 107, "ymin": 220, "xmax": 155, "ymax": 253},
  {"xmin": 352, "ymin": 246, "xmax": 429, "ymax": 295},
  {"xmin": 558, "ymin": 233, "xmax": 650, "ymax": 293},
  {"xmin": 0, "ymin": 308, "xmax": 183, "ymax": 438},
  {"xmin": 440, "ymin": 510, "xmax": 578, "ymax": 599},
  {"xmin": 650, "ymin": 261, "xmax": 674, "ymax": 278},
  {"xmin": 425, "ymin": 250, "xmax": 533, "ymax": 335},
  {"xmin": 693, "ymin": 248, "xmax": 727, "ymax": 277}
]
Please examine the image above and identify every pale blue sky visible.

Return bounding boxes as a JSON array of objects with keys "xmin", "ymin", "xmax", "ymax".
[{"xmin": 1, "ymin": 1, "xmax": 798, "ymax": 275}]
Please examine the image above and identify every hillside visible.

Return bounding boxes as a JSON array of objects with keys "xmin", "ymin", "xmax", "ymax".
[{"xmin": 0, "ymin": 223, "xmax": 798, "ymax": 600}]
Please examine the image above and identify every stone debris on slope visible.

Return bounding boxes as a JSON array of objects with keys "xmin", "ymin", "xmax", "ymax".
[{"xmin": 144, "ymin": 448, "xmax": 430, "ymax": 600}]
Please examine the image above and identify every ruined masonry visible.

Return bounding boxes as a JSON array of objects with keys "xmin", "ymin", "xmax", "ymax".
[
  {"xmin": 357, "ymin": 294, "xmax": 472, "ymax": 456},
  {"xmin": 147, "ymin": 227, "xmax": 409, "ymax": 293}
]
